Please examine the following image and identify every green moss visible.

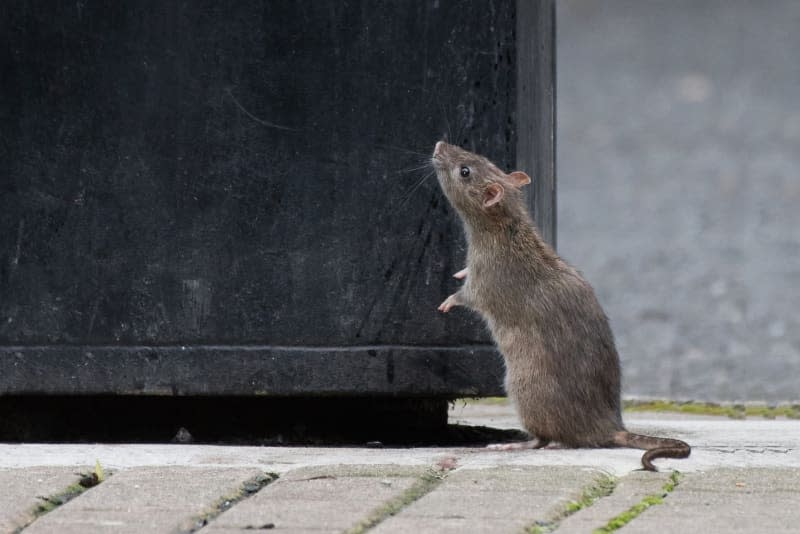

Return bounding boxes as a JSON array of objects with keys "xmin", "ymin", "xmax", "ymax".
[
  {"xmin": 13, "ymin": 467, "xmax": 108, "ymax": 534},
  {"xmin": 525, "ymin": 474, "xmax": 618, "ymax": 534},
  {"xmin": 30, "ymin": 482, "xmax": 86, "ymax": 515},
  {"xmin": 593, "ymin": 471, "xmax": 681, "ymax": 534},
  {"xmin": 623, "ymin": 400, "xmax": 800, "ymax": 419},
  {"xmin": 662, "ymin": 470, "xmax": 680, "ymax": 492},
  {"xmin": 345, "ymin": 467, "xmax": 453, "ymax": 534},
  {"xmin": 568, "ymin": 475, "xmax": 618, "ymax": 512},
  {"xmin": 186, "ymin": 472, "xmax": 279, "ymax": 533}
]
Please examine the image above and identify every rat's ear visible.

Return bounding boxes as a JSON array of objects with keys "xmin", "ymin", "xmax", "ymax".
[
  {"xmin": 508, "ymin": 171, "xmax": 531, "ymax": 188},
  {"xmin": 483, "ymin": 183, "xmax": 505, "ymax": 208}
]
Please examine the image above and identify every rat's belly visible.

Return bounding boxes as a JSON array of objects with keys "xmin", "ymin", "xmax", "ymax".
[
  {"xmin": 499, "ymin": 339, "xmax": 622, "ymax": 445},
  {"xmin": 503, "ymin": 364, "xmax": 565, "ymax": 441}
]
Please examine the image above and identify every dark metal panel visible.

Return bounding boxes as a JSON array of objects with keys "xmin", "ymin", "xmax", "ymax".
[
  {"xmin": 0, "ymin": 346, "xmax": 505, "ymax": 397},
  {"xmin": 0, "ymin": 1, "xmax": 554, "ymax": 397},
  {"xmin": 0, "ymin": 1, "xmax": 517, "ymax": 347},
  {"xmin": 518, "ymin": 0, "xmax": 557, "ymax": 248}
]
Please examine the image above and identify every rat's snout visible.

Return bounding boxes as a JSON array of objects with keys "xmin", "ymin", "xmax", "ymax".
[{"xmin": 432, "ymin": 141, "xmax": 448, "ymax": 170}]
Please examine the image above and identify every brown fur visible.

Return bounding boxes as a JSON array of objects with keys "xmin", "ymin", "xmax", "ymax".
[{"xmin": 432, "ymin": 141, "xmax": 690, "ymax": 471}]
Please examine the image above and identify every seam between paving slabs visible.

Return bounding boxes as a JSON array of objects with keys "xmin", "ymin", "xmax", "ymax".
[
  {"xmin": 182, "ymin": 472, "xmax": 279, "ymax": 533},
  {"xmin": 344, "ymin": 460, "xmax": 457, "ymax": 534},
  {"xmin": 524, "ymin": 472, "xmax": 618, "ymax": 534},
  {"xmin": 14, "ymin": 462, "xmax": 107, "ymax": 534},
  {"xmin": 592, "ymin": 471, "xmax": 682, "ymax": 534}
]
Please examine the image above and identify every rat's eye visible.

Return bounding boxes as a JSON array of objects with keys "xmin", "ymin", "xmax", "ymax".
[{"xmin": 460, "ymin": 166, "xmax": 470, "ymax": 178}]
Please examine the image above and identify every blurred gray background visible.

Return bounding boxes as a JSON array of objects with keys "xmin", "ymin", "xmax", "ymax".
[{"xmin": 557, "ymin": 0, "xmax": 800, "ymax": 402}]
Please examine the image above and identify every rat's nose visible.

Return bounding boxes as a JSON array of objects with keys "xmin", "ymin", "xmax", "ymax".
[{"xmin": 434, "ymin": 140, "xmax": 446, "ymax": 156}]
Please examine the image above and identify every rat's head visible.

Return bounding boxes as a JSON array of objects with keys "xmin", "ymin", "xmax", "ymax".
[{"xmin": 431, "ymin": 141, "xmax": 531, "ymax": 224}]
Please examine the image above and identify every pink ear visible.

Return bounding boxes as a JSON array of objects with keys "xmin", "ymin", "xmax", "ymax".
[
  {"xmin": 508, "ymin": 171, "xmax": 531, "ymax": 187},
  {"xmin": 483, "ymin": 183, "xmax": 504, "ymax": 208}
]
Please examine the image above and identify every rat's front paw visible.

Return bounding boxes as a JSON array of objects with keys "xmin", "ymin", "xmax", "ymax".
[
  {"xmin": 453, "ymin": 268, "xmax": 468, "ymax": 280},
  {"xmin": 437, "ymin": 293, "xmax": 460, "ymax": 313}
]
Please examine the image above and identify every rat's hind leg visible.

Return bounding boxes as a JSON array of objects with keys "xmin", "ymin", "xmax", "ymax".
[{"xmin": 486, "ymin": 438, "xmax": 551, "ymax": 451}]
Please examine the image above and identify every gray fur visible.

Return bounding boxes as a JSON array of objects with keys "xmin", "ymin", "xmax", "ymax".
[{"xmin": 432, "ymin": 141, "xmax": 690, "ymax": 470}]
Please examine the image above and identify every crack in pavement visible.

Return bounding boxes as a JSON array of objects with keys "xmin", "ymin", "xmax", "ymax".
[
  {"xmin": 706, "ymin": 447, "xmax": 792, "ymax": 454},
  {"xmin": 344, "ymin": 456, "xmax": 458, "ymax": 534},
  {"xmin": 12, "ymin": 467, "xmax": 106, "ymax": 534},
  {"xmin": 524, "ymin": 473, "xmax": 618, "ymax": 534},
  {"xmin": 184, "ymin": 472, "xmax": 279, "ymax": 533},
  {"xmin": 593, "ymin": 471, "xmax": 682, "ymax": 533}
]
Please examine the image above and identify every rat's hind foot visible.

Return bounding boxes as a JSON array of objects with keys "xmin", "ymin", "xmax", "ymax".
[{"xmin": 486, "ymin": 438, "xmax": 550, "ymax": 451}]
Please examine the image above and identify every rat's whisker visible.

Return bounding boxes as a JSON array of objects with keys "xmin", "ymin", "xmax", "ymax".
[
  {"xmin": 373, "ymin": 143, "xmax": 428, "ymax": 157},
  {"xmin": 394, "ymin": 170, "xmax": 436, "ymax": 211},
  {"xmin": 439, "ymin": 100, "xmax": 454, "ymax": 143},
  {"xmin": 394, "ymin": 162, "xmax": 434, "ymax": 175}
]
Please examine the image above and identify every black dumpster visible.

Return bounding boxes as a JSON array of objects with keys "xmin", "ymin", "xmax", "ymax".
[{"xmin": 0, "ymin": 1, "xmax": 555, "ymax": 437}]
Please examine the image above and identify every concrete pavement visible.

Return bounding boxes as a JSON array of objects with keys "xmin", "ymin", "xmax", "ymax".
[{"xmin": 1, "ymin": 402, "xmax": 798, "ymax": 533}]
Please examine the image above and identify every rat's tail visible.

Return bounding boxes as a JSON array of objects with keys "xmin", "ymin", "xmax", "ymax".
[{"xmin": 612, "ymin": 431, "xmax": 691, "ymax": 471}]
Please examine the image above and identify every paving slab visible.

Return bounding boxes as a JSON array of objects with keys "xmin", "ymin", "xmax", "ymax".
[
  {"xmin": 557, "ymin": 471, "xmax": 671, "ymax": 533},
  {"xmin": 0, "ymin": 467, "xmax": 89, "ymax": 534},
  {"xmin": 454, "ymin": 405, "xmax": 800, "ymax": 474},
  {"xmin": 202, "ymin": 465, "xmax": 426, "ymax": 533},
  {"xmin": 376, "ymin": 516, "xmax": 534, "ymax": 534},
  {"xmin": 1, "ymin": 411, "xmax": 798, "ymax": 476},
  {"xmin": 617, "ymin": 468, "xmax": 800, "ymax": 534},
  {"xmin": 371, "ymin": 466, "xmax": 602, "ymax": 534},
  {"xmin": 1, "ymin": 406, "xmax": 798, "ymax": 534},
  {"xmin": 0, "ymin": 443, "xmax": 447, "ymax": 471},
  {"xmin": 22, "ymin": 467, "xmax": 262, "ymax": 534}
]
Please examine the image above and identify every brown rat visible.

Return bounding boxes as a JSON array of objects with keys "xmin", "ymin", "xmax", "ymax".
[{"xmin": 431, "ymin": 140, "xmax": 690, "ymax": 471}]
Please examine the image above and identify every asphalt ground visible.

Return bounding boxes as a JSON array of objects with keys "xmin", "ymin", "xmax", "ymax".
[{"xmin": 558, "ymin": 0, "xmax": 800, "ymax": 402}]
